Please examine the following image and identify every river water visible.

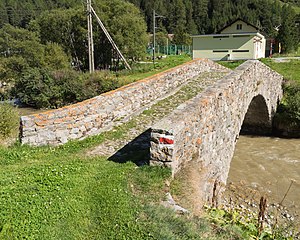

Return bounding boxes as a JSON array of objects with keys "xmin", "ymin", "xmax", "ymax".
[{"xmin": 228, "ymin": 135, "xmax": 300, "ymax": 215}]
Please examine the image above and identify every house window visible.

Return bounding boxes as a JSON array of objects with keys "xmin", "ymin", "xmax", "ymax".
[
  {"xmin": 213, "ymin": 35, "xmax": 229, "ymax": 38},
  {"xmin": 236, "ymin": 24, "xmax": 242, "ymax": 30},
  {"xmin": 213, "ymin": 50, "xmax": 229, "ymax": 53},
  {"xmin": 233, "ymin": 35, "xmax": 250, "ymax": 38},
  {"xmin": 232, "ymin": 50, "xmax": 249, "ymax": 52}
]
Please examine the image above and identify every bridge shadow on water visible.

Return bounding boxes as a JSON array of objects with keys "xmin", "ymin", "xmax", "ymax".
[{"xmin": 108, "ymin": 129, "xmax": 151, "ymax": 166}]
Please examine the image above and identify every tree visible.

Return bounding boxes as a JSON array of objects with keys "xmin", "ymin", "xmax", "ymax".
[
  {"xmin": 208, "ymin": 0, "xmax": 232, "ymax": 33},
  {"xmin": 34, "ymin": 0, "xmax": 148, "ymax": 69},
  {"xmin": 185, "ymin": 0, "xmax": 198, "ymax": 34},
  {"xmin": 93, "ymin": 0, "xmax": 148, "ymax": 64},
  {"xmin": 192, "ymin": 0, "xmax": 210, "ymax": 34},
  {"xmin": 277, "ymin": 4, "xmax": 299, "ymax": 53},
  {"xmin": 168, "ymin": 0, "xmax": 190, "ymax": 44},
  {"xmin": 0, "ymin": 0, "xmax": 79, "ymax": 27},
  {"xmin": 0, "ymin": 24, "xmax": 71, "ymax": 100},
  {"xmin": 32, "ymin": 8, "xmax": 87, "ymax": 69}
]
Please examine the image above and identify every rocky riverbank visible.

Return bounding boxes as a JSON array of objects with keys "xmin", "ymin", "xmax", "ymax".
[
  {"xmin": 273, "ymin": 114, "xmax": 300, "ymax": 138},
  {"xmin": 222, "ymin": 182, "xmax": 300, "ymax": 239}
]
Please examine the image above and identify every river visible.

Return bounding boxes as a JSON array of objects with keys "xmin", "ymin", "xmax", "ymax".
[{"xmin": 228, "ymin": 135, "xmax": 300, "ymax": 218}]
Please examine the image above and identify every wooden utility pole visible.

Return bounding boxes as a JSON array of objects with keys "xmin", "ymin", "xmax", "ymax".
[
  {"xmin": 153, "ymin": 10, "xmax": 156, "ymax": 65},
  {"xmin": 87, "ymin": 0, "xmax": 94, "ymax": 73},
  {"xmin": 152, "ymin": 10, "xmax": 164, "ymax": 66},
  {"xmin": 91, "ymin": 7, "xmax": 131, "ymax": 70}
]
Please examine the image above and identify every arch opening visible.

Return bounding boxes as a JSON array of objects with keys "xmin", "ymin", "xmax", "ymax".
[{"xmin": 240, "ymin": 95, "xmax": 271, "ymax": 135}]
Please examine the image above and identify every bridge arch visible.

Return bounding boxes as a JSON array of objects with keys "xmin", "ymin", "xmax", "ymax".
[
  {"xmin": 241, "ymin": 94, "xmax": 271, "ymax": 135},
  {"xmin": 150, "ymin": 60, "xmax": 283, "ymax": 205}
]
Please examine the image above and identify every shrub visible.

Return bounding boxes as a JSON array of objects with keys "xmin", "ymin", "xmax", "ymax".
[
  {"xmin": 14, "ymin": 68, "xmax": 60, "ymax": 108},
  {"xmin": 0, "ymin": 103, "xmax": 19, "ymax": 139},
  {"xmin": 282, "ymin": 81, "xmax": 300, "ymax": 122},
  {"xmin": 82, "ymin": 71, "xmax": 120, "ymax": 97},
  {"xmin": 13, "ymin": 68, "xmax": 121, "ymax": 109}
]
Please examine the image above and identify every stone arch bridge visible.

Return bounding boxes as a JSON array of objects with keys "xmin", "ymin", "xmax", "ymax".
[
  {"xmin": 150, "ymin": 60, "xmax": 283, "ymax": 203},
  {"xmin": 20, "ymin": 59, "xmax": 283, "ymax": 203}
]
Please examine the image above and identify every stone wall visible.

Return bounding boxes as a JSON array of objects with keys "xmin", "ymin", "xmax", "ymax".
[
  {"xmin": 150, "ymin": 60, "xmax": 283, "ymax": 204},
  {"xmin": 20, "ymin": 59, "xmax": 227, "ymax": 146}
]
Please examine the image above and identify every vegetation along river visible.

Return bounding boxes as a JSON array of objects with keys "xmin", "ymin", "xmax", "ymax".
[{"xmin": 228, "ymin": 135, "xmax": 300, "ymax": 217}]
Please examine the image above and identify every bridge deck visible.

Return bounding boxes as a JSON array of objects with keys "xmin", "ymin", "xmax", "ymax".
[{"xmin": 87, "ymin": 71, "xmax": 229, "ymax": 162}]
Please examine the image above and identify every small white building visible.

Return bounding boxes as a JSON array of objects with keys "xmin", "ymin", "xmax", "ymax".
[{"xmin": 192, "ymin": 19, "xmax": 266, "ymax": 61}]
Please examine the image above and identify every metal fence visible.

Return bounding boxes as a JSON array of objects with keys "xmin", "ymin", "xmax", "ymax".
[{"xmin": 147, "ymin": 45, "xmax": 192, "ymax": 56}]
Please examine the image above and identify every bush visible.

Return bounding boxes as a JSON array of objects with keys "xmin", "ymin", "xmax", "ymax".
[
  {"xmin": 282, "ymin": 81, "xmax": 300, "ymax": 122},
  {"xmin": 14, "ymin": 68, "xmax": 61, "ymax": 109},
  {"xmin": 13, "ymin": 68, "xmax": 121, "ymax": 109},
  {"xmin": 82, "ymin": 71, "xmax": 120, "ymax": 97},
  {"xmin": 0, "ymin": 103, "xmax": 19, "ymax": 139}
]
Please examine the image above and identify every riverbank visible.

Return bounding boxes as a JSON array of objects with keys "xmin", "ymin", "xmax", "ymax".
[
  {"xmin": 170, "ymin": 134, "xmax": 300, "ymax": 238},
  {"xmin": 221, "ymin": 182, "xmax": 300, "ymax": 238},
  {"xmin": 273, "ymin": 113, "xmax": 300, "ymax": 138},
  {"xmin": 226, "ymin": 135, "xmax": 300, "ymax": 237}
]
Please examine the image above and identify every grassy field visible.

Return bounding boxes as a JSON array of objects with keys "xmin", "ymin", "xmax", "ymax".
[
  {"xmin": 217, "ymin": 60, "xmax": 246, "ymax": 70},
  {"xmin": 261, "ymin": 58, "xmax": 300, "ymax": 83},
  {"xmin": 0, "ymin": 113, "xmax": 246, "ymax": 239},
  {"xmin": 219, "ymin": 58, "xmax": 300, "ymax": 83},
  {"xmin": 116, "ymin": 55, "xmax": 192, "ymax": 86}
]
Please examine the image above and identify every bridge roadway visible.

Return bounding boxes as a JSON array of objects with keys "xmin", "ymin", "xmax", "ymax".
[{"xmin": 150, "ymin": 60, "xmax": 283, "ymax": 206}]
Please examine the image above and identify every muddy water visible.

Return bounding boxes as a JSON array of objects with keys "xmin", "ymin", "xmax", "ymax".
[{"xmin": 228, "ymin": 135, "xmax": 300, "ymax": 213}]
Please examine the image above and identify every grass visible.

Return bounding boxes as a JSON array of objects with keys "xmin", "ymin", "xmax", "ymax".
[
  {"xmin": 217, "ymin": 60, "xmax": 246, "ymax": 69},
  {"xmin": 0, "ymin": 125, "xmax": 244, "ymax": 239},
  {"xmin": 261, "ymin": 58, "xmax": 300, "ymax": 132},
  {"xmin": 218, "ymin": 58, "xmax": 300, "ymax": 84},
  {"xmin": 0, "ymin": 56, "xmax": 238, "ymax": 239},
  {"xmin": 1, "ymin": 110, "xmax": 292, "ymax": 239},
  {"xmin": 0, "ymin": 128, "xmax": 162, "ymax": 239},
  {"xmin": 0, "ymin": 76, "xmax": 249, "ymax": 239},
  {"xmin": 261, "ymin": 58, "xmax": 300, "ymax": 83},
  {"xmin": 116, "ymin": 54, "xmax": 192, "ymax": 86}
]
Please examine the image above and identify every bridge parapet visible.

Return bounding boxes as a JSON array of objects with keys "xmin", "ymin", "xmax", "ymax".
[
  {"xmin": 20, "ymin": 59, "xmax": 228, "ymax": 146},
  {"xmin": 150, "ymin": 60, "xmax": 283, "ymax": 204}
]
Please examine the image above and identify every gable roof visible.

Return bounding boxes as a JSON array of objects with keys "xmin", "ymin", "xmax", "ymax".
[{"xmin": 216, "ymin": 18, "xmax": 260, "ymax": 34}]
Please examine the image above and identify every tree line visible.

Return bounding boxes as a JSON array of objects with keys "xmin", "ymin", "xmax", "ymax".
[
  {"xmin": 0, "ymin": 0, "xmax": 299, "ymax": 55},
  {"xmin": 128, "ymin": 0, "xmax": 299, "ymax": 51}
]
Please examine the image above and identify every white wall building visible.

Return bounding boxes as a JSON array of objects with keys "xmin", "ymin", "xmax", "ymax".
[{"xmin": 192, "ymin": 19, "xmax": 266, "ymax": 61}]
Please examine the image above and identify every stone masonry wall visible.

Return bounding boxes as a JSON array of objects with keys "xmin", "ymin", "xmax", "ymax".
[
  {"xmin": 20, "ymin": 59, "xmax": 227, "ymax": 146},
  {"xmin": 150, "ymin": 60, "xmax": 283, "ymax": 204}
]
